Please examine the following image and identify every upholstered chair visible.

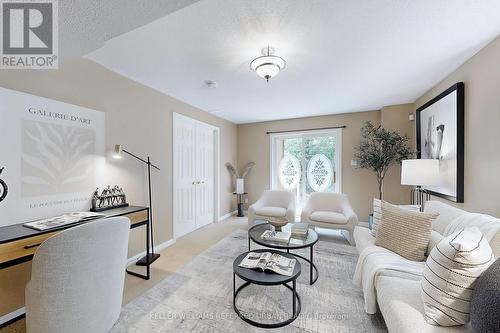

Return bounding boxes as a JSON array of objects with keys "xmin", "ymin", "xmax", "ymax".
[
  {"xmin": 301, "ymin": 192, "xmax": 358, "ymax": 245},
  {"xmin": 248, "ymin": 190, "xmax": 296, "ymax": 227},
  {"xmin": 25, "ymin": 217, "xmax": 130, "ymax": 333}
]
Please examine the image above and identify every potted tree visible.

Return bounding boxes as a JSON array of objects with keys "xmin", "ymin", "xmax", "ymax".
[{"xmin": 354, "ymin": 121, "xmax": 413, "ymax": 200}]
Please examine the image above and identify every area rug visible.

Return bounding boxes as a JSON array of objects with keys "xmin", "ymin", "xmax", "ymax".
[{"xmin": 111, "ymin": 230, "xmax": 387, "ymax": 332}]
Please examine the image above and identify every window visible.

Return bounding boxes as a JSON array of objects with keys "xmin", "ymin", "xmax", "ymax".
[{"xmin": 270, "ymin": 129, "xmax": 342, "ymax": 212}]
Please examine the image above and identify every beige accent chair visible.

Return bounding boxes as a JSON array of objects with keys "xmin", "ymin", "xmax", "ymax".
[
  {"xmin": 248, "ymin": 190, "xmax": 296, "ymax": 227},
  {"xmin": 25, "ymin": 217, "xmax": 130, "ymax": 333},
  {"xmin": 301, "ymin": 192, "xmax": 358, "ymax": 245}
]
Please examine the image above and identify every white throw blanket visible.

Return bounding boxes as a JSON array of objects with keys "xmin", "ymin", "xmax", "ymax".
[
  {"xmin": 353, "ymin": 212, "xmax": 500, "ymax": 314},
  {"xmin": 353, "ymin": 246, "xmax": 425, "ymax": 314}
]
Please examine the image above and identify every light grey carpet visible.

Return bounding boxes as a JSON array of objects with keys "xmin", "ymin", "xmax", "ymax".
[{"xmin": 112, "ymin": 230, "xmax": 387, "ymax": 332}]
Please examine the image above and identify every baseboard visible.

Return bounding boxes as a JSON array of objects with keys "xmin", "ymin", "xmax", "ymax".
[
  {"xmin": 127, "ymin": 238, "xmax": 176, "ymax": 266},
  {"xmin": 218, "ymin": 210, "xmax": 237, "ymax": 222},
  {"xmin": 0, "ymin": 307, "xmax": 25, "ymax": 328}
]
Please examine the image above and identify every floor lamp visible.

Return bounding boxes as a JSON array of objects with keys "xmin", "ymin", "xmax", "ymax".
[
  {"xmin": 401, "ymin": 159, "xmax": 440, "ymax": 211},
  {"xmin": 113, "ymin": 144, "xmax": 161, "ymax": 266}
]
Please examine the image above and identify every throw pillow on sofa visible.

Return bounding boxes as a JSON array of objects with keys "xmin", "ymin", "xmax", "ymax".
[
  {"xmin": 371, "ymin": 198, "xmax": 420, "ymax": 237},
  {"xmin": 470, "ymin": 258, "xmax": 500, "ymax": 333},
  {"xmin": 421, "ymin": 226, "xmax": 495, "ymax": 326},
  {"xmin": 375, "ymin": 201, "xmax": 438, "ymax": 261}
]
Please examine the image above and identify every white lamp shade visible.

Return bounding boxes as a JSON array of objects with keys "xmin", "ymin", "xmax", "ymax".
[{"xmin": 401, "ymin": 159, "xmax": 440, "ymax": 186}]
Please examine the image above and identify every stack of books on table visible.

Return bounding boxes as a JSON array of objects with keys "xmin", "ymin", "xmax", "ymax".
[{"xmin": 291, "ymin": 223, "xmax": 309, "ymax": 238}]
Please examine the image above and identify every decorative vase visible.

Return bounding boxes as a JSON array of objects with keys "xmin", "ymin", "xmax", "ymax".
[
  {"xmin": 267, "ymin": 217, "xmax": 289, "ymax": 231},
  {"xmin": 236, "ymin": 178, "xmax": 244, "ymax": 194}
]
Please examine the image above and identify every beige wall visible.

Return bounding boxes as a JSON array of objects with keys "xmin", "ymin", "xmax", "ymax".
[
  {"xmin": 237, "ymin": 111, "xmax": 381, "ymax": 221},
  {"xmin": 0, "ymin": 59, "xmax": 237, "ymax": 316},
  {"xmin": 380, "ymin": 104, "xmax": 415, "ymax": 204},
  {"xmin": 414, "ymin": 36, "xmax": 500, "ymax": 217},
  {"xmin": 3, "ymin": 32, "xmax": 499, "ymax": 318}
]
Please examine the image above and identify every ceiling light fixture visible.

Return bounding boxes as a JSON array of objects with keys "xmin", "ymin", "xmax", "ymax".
[{"xmin": 250, "ymin": 46, "xmax": 286, "ymax": 82}]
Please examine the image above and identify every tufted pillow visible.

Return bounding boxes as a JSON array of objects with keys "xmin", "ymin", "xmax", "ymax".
[
  {"xmin": 375, "ymin": 201, "xmax": 437, "ymax": 261},
  {"xmin": 422, "ymin": 227, "xmax": 495, "ymax": 326}
]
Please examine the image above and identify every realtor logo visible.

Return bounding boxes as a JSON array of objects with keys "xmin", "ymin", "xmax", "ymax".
[{"xmin": 1, "ymin": 0, "xmax": 58, "ymax": 69}]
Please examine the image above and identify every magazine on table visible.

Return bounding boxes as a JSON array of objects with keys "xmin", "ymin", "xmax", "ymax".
[
  {"xmin": 239, "ymin": 251, "xmax": 296, "ymax": 276},
  {"xmin": 23, "ymin": 212, "xmax": 106, "ymax": 231},
  {"xmin": 261, "ymin": 230, "xmax": 291, "ymax": 243}
]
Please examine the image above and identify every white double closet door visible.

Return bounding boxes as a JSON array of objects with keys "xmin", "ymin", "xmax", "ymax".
[{"xmin": 173, "ymin": 113, "xmax": 216, "ymax": 238}]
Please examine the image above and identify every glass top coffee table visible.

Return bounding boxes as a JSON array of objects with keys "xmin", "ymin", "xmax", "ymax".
[{"xmin": 248, "ymin": 222, "xmax": 319, "ymax": 285}]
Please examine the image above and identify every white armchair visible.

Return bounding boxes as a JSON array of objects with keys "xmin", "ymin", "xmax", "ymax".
[
  {"xmin": 248, "ymin": 190, "xmax": 296, "ymax": 227},
  {"xmin": 25, "ymin": 217, "xmax": 130, "ymax": 333},
  {"xmin": 301, "ymin": 192, "xmax": 358, "ymax": 245}
]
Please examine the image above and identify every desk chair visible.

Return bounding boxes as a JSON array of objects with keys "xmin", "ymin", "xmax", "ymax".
[{"xmin": 25, "ymin": 217, "xmax": 130, "ymax": 333}]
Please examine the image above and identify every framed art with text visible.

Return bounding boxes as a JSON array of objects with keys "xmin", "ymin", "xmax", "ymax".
[
  {"xmin": 0, "ymin": 87, "xmax": 105, "ymax": 226},
  {"xmin": 416, "ymin": 82, "xmax": 464, "ymax": 203}
]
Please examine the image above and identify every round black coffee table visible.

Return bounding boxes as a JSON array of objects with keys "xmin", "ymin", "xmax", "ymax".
[
  {"xmin": 233, "ymin": 249, "xmax": 301, "ymax": 328},
  {"xmin": 248, "ymin": 222, "xmax": 319, "ymax": 285}
]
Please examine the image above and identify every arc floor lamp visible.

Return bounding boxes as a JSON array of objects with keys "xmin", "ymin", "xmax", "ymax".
[{"xmin": 113, "ymin": 144, "xmax": 161, "ymax": 267}]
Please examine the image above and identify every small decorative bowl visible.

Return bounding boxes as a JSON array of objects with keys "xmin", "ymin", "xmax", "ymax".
[{"xmin": 266, "ymin": 217, "xmax": 289, "ymax": 231}]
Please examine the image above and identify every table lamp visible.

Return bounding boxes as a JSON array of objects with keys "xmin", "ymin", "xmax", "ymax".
[{"xmin": 401, "ymin": 159, "xmax": 440, "ymax": 209}]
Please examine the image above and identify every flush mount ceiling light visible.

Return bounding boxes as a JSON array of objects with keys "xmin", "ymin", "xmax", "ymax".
[{"xmin": 250, "ymin": 46, "xmax": 286, "ymax": 82}]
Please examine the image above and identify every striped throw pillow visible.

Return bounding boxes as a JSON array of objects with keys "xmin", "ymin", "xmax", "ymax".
[
  {"xmin": 421, "ymin": 227, "xmax": 495, "ymax": 326},
  {"xmin": 371, "ymin": 199, "xmax": 421, "ymax": 237}
]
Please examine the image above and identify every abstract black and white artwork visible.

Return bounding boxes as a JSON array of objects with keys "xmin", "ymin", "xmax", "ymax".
[
  {"xmin": 417, "ymin": 82, "xmax": 464, "ymax": 202},
  {"xmin": 0, "ymin": 87, "xmax": 105, "ymax": 226}
]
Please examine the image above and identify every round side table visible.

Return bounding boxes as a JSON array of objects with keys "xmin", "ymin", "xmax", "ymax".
[
  {"xmin": 233, "ymin": 249, "xmax": 302, "ymax": 328},
  {"xmin": 248, "ymin": 222, "xmax": 319, "ymax": 285}
]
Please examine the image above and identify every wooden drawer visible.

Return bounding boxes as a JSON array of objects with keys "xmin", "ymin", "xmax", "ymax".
[
  {"xmin": 0, "ymin": 232, "xmax": 58, "ymax": 264},
  {"xmin": 125, "ymin": 210, "xmax": 148, "ymax": 226}
]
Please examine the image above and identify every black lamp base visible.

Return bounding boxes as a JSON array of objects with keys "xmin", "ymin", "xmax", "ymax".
[{"xmin": 136, "ymin": 253, "xmax": 160, "ymax": 266}]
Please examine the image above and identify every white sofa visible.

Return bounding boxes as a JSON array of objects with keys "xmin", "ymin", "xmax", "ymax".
[
  {"xmin": 301, "ymin": 192, "xmax": 358, "ymax": 245},
  {"xmin": 353, "ymin": 200, "xmax": 500, "ymax": 333},
  {"xmin": 247, "ymin": 190, "xmax": 296, "ymax": 227}
]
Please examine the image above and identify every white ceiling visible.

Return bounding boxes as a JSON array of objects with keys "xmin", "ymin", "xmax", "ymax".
[
  {"xmin": 59, "ymin": 0, "xmax": 200, "ymax": 60},
  {"xmin": 87, "ymin": 0, "xmax": 500, "ymax": 124}
]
